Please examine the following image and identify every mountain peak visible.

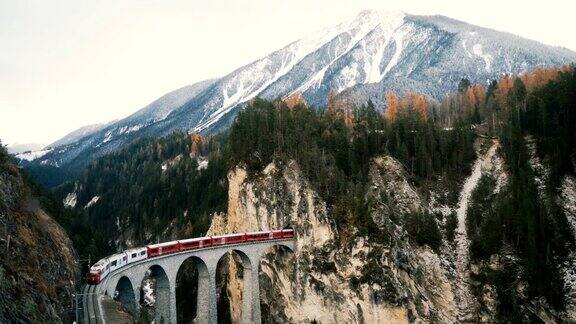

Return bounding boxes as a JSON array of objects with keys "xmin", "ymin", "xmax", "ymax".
[
  {"xmin": 33, "ymin": 10, "xmax": 576, "ymax": 176},
  {"xmin": 345, "ymin": 9, "xmax": 406, "ymax": 33}
]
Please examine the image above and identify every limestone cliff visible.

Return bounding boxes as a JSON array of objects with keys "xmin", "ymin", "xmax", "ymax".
[
  {"xmin": 206, "ymin": 133, "xmax": 570, "ymax": 324},
  {"xmin": 209, "ymin": 157, "xmax": 460, "ymax": 323}
]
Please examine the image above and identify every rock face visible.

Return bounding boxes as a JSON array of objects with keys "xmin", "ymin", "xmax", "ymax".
[
  {"xmin": 560, "ymin": 175, "xmax": 576, "ymax": 321},
  {"xmin": 208, "ymin": 136, "xmax": 576, "ymax": 323},
  {"xmin": 0, "ymin": 157, "xmax": 78, "ymax": 322},
  {"xmin": 209, "ymin": 158, "xmax": 460, "ymax": 323}
]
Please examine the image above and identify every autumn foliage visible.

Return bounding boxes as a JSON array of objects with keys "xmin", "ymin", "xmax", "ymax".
[
  {"xmin": 521, "ymin": 66, "xmax": 570, "ymax": 92},
  {"xmin": 464, "ymin": 84, "xmax": 485, "ymax": 112},
  {"xmin": 190, "ymin": 133, "xmax": 204, "ymax": 158},
  {"xmin": 282, "ymin": 92, "xmax": 307, "ymax": 109},
  {"xmin": 385, "ymin": 91, "xmax": 399, "ymax": 122},
  {"xmin": 384, "ymin": 91, "xmax": 429, "ymax": 122}
]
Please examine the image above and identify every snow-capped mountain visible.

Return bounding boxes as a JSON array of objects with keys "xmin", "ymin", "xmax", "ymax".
[{"xmin": 29, "ymin": 10, "xmax": 576, "ymax": 178}]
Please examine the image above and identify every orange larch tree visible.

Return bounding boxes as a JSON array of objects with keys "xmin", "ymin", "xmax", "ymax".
[
  {"xmin": 385, "ymin": 91, "xmax": 399, "ymax": 122},
  {"xmin": 283, "ymin": 92, "xmax": 307, "ymax": 110},
  {"xmin": 190, "ymin": 133, "xmax": 203, "ymax": 158},
  {"xmin": 495, "ymin": 75, "xmax": 514, "ymax": 110},
  {"xmin": 414, "ymin": 94, "xmax": 429, "ymax": 121}
]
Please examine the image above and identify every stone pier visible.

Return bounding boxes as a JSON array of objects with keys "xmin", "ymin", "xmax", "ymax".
[{"xmin": 93, "ymin": 239, "xmax": 294, "ymax": 324}]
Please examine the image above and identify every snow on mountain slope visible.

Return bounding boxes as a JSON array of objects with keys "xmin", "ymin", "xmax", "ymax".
[
  {"xmin": 127, "ymin": 79, "xmax": 217, "ymax": 125},
  {"xmin": 48, "ymin": 123, "xmax": 110, "ymax": 148},
  {"xmin": 15, "ymin": 148, "xmax": 52, "ymax": 161},
  {"xmin": 29, "ymin": 79, "xmax": 216, "ymax": 169},
  {"xmin": 32, "ymin": 9, "xmax": 576, "ymax": 178},
  {"xmin": 7, "ymin": 143, "xmax": 45, "ymax": 155},
  {"xmin": 188, "ymin": 10, "xmax": 391, "ymax": 132}
]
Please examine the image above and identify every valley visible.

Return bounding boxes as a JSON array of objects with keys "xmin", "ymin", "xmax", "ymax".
[{"xmin": 1, "ymin": 6, "xmax": 576, "ymax": 324}]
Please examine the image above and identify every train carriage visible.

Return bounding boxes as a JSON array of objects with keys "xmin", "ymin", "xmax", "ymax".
[
  {"xmin": 146, "ymin": 241, "xmax": 181, "ymax": 258},
  {"xmin": 87, "ymin": 258, "xmax": 111, "ymax": 285},
  {"xmin": 179, "ymin": 237, "xmax": 204, "ymax": 251},
  {"xmin": 108, "ymin": 252, "xmax": 129, "ymax": 272},
  {"xmin": 246, "ymin": 231, "xmax": 273, "ymax": 241},
  {"xmin": 87, "ymin": 228, "xmax": 294, "ymax": 284},
  {"xmin": 126, "ymin": 247, "xmax": 147, "ymax": 263}
]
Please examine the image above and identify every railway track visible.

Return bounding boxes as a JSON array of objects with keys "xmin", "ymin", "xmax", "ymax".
[{"xmin": 82, "ymin": 284, "xmax": 101, "ymax": 324}]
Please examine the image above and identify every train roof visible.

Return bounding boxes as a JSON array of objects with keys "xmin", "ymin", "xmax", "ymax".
[
  {"xmin": 147, "ymin": 240, "xmax": 179, "ymax": 248},
  {"xmin": 91, "ymin": 258, "xmax": 109, "ymax": 271},
  {"xmin": 245, "ymin": 230, "xmax": 272, "ymax": 235},
  {"xmin": 213, "ymin": 233, "xmax": 245, "ymax": 238},
  {"xmin": 108, "ymin": 252, "xmax": 127, "ymax": 260},
  {"xmin": 178, "ymin": 237, "xmax": 204, "ymax": 243},
  {"xmin": 125, "ymin": 247, "xmax": 146, "ymax": 253}
]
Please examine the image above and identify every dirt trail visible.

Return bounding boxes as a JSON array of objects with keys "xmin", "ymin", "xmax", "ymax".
[{"xmin": 454, "ymin": 140, "xmax": 499, "ymax": 322}]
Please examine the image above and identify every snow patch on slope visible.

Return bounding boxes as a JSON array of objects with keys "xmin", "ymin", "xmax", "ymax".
[
  {"xmin": 561, "ymin": 176, "xmax": 576, "ymax": 236},
  {"xmin": 119, "ymin": 124, "xmax": 143, "ymax": 134},
  {"xmin": 381, "ymin": 23, "xmax": 410, "ymax": 79},
  {"xmin": 63, "ymin": 192, "xmax": 77, "ymax": 208},
  {"xmin": 197, "ymin": 158, "xmax": 209, "ymax": 171},
  {"xmin": 525, "ymin": 136, "xmax": 549, "ymax": 196},
  {"xmin": 382, "ymin": 25, "xmax": 410, "ymax": 78},
  {"xmin": 15, "ymin": 148, "xmax": 52, "ymax": 161},
  {"xmin": 472, "ymin": 43, "xmax": 493, "ymax": 72},
  {"xmin": 364, "ymin": 12, "xmax": 406, "ymax": 83},
  {"xmin": 462, "ymin": 39, "xmax": 473, "ymax": 58},
  {"xmin": 85, "ymin": 196, "xmax": 100, "ymax": 209}
]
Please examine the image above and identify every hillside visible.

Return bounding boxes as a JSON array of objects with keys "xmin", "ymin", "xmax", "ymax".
[
  {"xmin": 0, "ymin": 143, "xmax": 79, "ymax": 323},
  {"xmin": 56, "ymin": 66, "xmax": 576, "ymax": 322},
  {"xmin": 26, "ymin": 10, "xmax": 576, "ymax": 186}
]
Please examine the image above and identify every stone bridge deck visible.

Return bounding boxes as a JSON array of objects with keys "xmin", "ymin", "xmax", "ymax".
[{"xmin": 83, "ymin": 238, "xmax": 294, "ymax": 324}]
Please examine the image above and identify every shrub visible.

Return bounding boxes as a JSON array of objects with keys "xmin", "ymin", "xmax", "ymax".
[
  {"xmin": 445, "ymin": 212, "xmax": 458, "ymax": 242},
  {"xmin": 405, "ymin": 212, "xmax": 442, "ymax": 251}
]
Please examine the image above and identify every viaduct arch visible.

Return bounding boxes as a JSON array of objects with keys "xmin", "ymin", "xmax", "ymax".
[{"xmin": 88, "ymin": 238, "xmax": 294, "ymax": 324}]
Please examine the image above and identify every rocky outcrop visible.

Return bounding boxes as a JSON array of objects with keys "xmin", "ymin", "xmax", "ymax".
[
  {"xmin": 210, "ymin": 158, "xmax": 459, "ymax": 323},
  {"xmin": 0, "ymin": 157, "xmax": 78, "ymax": 323},
  {"xmin": 206, "ymin": 135, "xmax": 576, "ymax": 323},
  {"xmin": 559, "ymin": 174, "xmax": 576, "ymax": 321}
]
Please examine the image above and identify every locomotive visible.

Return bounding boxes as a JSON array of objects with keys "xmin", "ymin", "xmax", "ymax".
[{"xmin": 87, "ymin": 229, "xmax": 294, "ymax": 285}]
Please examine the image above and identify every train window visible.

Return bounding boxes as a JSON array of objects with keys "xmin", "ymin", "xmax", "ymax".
[
  {"xmin": 132, "ymin": 253, "xmax": 137, "ymax": 258},
  {"xmin": 111, "ymin": 260, "xmax": 117, "ymax": 267},
  {"xmin": 123, "ymin": 256, "xmax": 127, "ymax": 261},
  {"xmin": 140, "ymin": 251, "xmax": 145, "ymax": 255}
]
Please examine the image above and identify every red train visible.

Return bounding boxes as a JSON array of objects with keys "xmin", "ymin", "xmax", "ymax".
[{"xmin": 87, "ymin": 229, "xmax": 294, "ymax": 284}]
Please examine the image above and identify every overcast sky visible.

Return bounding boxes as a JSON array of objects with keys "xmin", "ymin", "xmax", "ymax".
[{"xmin": 1, "ymin": 0, "xmax": 575, "ymax": 146}]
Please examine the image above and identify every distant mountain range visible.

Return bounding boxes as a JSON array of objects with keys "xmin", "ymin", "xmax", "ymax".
[
  {"xmin": 24, "ymin": 9, "xmax": 576, "ymax": 179},
  {"xmin": 7, "ymin": 143, "xmax": 45, "ymax": 155}
]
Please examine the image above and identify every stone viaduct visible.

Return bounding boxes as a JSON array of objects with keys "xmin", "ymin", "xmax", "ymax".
[{"xmin": 88, "ymin": 238, "xmax": 294, "ymax": 324}]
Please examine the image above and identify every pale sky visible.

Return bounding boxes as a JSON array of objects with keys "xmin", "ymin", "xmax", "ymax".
[{"xmin": 1, "ymin": 0, "xmax": 575, "ymax": 146}]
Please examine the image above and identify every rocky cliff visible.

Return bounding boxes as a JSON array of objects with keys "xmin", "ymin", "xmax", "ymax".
[
  {"xmin": 207, "ymin": 133, "xmax": 576, "ymax": 323},
  {"xmin": 209, "ymin": 155, "xmax": 462, "ymax": 323},
  {"xmin": 0, "ymin": 150, "xmax": 78, "ymax": 323}
]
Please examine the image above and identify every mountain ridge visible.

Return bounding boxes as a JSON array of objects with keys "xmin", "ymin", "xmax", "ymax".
[{"xmin": 25, "ymin": 9, "xmax": 576, "ymax": 184}]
